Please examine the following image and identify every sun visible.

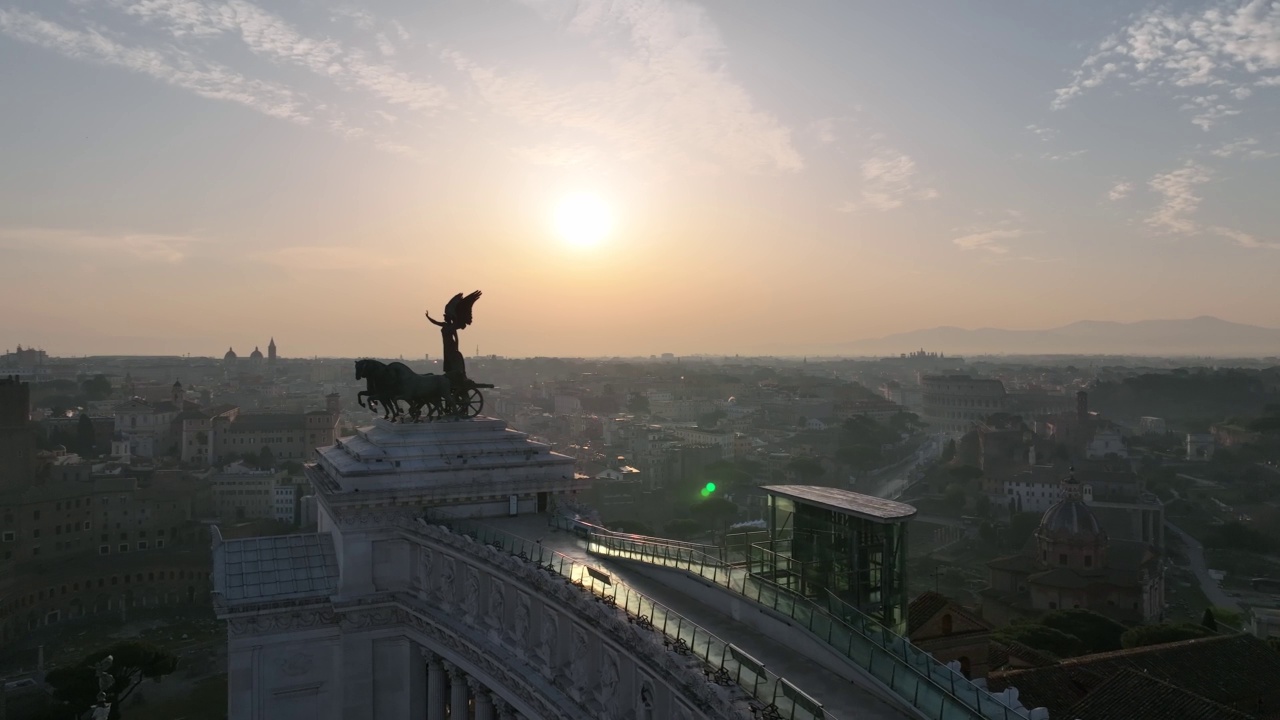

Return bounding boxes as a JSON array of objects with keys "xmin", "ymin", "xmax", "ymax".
[{"xmin": 554, "ymin": 193, "xmax": 613, "ymax": 247}]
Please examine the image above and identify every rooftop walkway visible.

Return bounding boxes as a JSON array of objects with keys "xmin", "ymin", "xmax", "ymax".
[{"xmin": 471, "ymin": 514, "xmax": 913, "ymax": 720}]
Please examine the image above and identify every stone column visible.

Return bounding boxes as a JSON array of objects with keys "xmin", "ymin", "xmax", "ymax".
[
  {"xmin": 422, "ymin": 650, "xmax": 448, "ymax": 720},
  {"xmin": 445, "ymin": 661, "xmax": 469, "ymax": 720},
  {"xmin": 469, "ymin": 680, "xmax": 494, "ymax": 720}
]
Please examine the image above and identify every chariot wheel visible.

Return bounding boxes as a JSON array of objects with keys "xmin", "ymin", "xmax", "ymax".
[{"xmin": 463, "ymin": 387, "xmax": 484, "ymax": 418}]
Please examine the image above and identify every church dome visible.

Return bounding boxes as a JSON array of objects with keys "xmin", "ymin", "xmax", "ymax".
[
  {"xmin": 1039, "ymin": 498, "xmax": 1102, "ymax": 538},
  {"xmin": 224, "ymin": 347, "xmax": 237, "ymax": 360},
  {"xmin": 250, "ymin": 346, "xmax": 264, "ymax": 359}
]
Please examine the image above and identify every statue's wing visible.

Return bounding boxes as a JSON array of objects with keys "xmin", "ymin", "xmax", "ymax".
[{"xmin": 446, "ymin": 290, "xmax": 482, "ymax": 327}]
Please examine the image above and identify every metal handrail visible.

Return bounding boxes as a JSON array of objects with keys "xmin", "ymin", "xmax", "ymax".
[
  {"xmin": 444, "ymin": 519, "xmax": 836, "ymax": 720},
  {"xmin": 587, "ymin": 529, "xmax": 1030, "ymax": 720}
]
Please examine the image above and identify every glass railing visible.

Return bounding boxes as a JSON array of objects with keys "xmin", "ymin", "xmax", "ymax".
[
  {"xmin": 440, "ymin": 519, "xmax": 836, "ymax": 720},
  {"xmin": 586, "ymin": 530, "xmax": 1029, "ymax": 720}
]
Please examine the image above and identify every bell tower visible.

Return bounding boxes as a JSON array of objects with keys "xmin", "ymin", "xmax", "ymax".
[{"xmin": 268, "ymin": 337, "xmax": 277, "ymax": 368}]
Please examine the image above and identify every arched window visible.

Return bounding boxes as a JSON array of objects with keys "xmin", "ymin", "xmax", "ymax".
[{"xmin": 941, "ymin": 613, "xmax": 953, "ymax": 635}]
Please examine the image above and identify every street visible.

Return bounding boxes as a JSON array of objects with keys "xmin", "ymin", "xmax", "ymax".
[{"xmin": 1165, "ymin": 521, "xmax": 1241, "ymax": 613}]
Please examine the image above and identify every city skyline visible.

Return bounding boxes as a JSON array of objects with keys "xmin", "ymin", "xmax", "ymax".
[{"xmin": 2, "ymin": 0, "xmax": 1279, "ymax": 357}]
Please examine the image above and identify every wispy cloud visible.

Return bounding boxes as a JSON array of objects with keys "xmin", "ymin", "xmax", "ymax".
[
  {"xmin": 1209, "ymin": 226, "xmax": 1280, "ymax": 250},
  {"xmin": 1107, "ymin": 181, "xmax": 1133, "ymax": 201},
  {"xmin": 952, "ymin": 229, "xmax": 1022, "ymax": 254},
  {"xmin": 1041, "ymin": 149, "xmax": 1086, "ymax": 161},
  {"xmin": 1053, "ymin": 0, "xmax": 1280, "ymax": 125},
  {"xmin": 1146, "ymin": 162, "xmax": 1212, "ymax": 234},
  {"xmin": 110, "ymin": 0, "xmax": 448, "ymax": 112},
  {"xmin": 1152, "ymin": 161, "xmax": 1208, "ymax": 230},
  {"xmin": 0, "ymin": 227, "xmax": 196, "ymax": 263},
  {"xmin": 1211, "ymin": 137, "xmax": 1276, "ymax": 159},
  {"xmin": 838, "ymin": 149, "xmax": 937, "ymax": 213},
  {"xmin": 0, "ymin": 8, "xmax": 308, "ymax": 123},
  {"xmin": 1026, "ymin": 123, "xmax": 1057, "ymax": 142},
  {"xmin": 1181, "ymin": 95, "xmax": 1241, "ymax": 131},
  {"xmin": 447, "ymin": 0, "xmax": 802, "ymax": 173}
]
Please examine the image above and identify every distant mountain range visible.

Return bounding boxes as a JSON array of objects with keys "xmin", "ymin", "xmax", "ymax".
[{"xmin": 837, "ymin": 317, "xmax": 1280, "ymax": 358}]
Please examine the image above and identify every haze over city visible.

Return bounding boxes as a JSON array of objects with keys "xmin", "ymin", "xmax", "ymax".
[{"xmin": 3, "ymin": 0, "xmax": 1280, "ymax": 358}]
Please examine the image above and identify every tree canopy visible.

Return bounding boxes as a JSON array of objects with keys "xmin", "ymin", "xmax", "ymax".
[
  {"xmin": 42, "ymin": 641, "xmax": 178, "ymax": 720},
  {"xmin": 1120, "ymin": 622, "xmax": 1215, "ymax": 649},
  {"xmin": 993, "ymin": 623, "xmax": 1087, "ymax": 659},
  {"xmin": 1038, "ymin": 609, "xmax": 1126, "ymax": 654}
]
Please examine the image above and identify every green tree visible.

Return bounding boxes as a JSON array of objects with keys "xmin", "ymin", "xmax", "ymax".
[
  {"xmin": 80, "ymin": 374, "xmax": 113, "ymax": 401},
  {"xmin": 948, "ymin": 465, "xmax": 984, "ymax": 482},
  {"xmin": 690, "ymin": 497, "xmax": 740, "ymax": 532},
  {"xmin": 1120, "ymin": 622, "xmax": 1214, "ymax": 649},
  {"xmin": 42, "ymin": 641, "xmax": 179, "ymax": 720},
  {"xmin": 1006, "ymin": 512, "xmax": 1043, "ymax": 550},
  {"xmin": 626, "ymin": 392, "xmax": 650, "ymax": 415},
  {"xmin": 76, "ymin": 413, "xmax": 96, "ymax": 456},
  {"xmin": 664, "ymin": 518, "xmax": 701, "ymax": 540},
  {"xmin": 608, "ymin": 520, "xmax": 654, "ymax": 536},
  {"xmin": 974, "ymin": 493, "xmax": 992, "ymax": 518},
  {"xmin": 787, "ymin": 457, "xmax": 826, "ymax": 482},
  {"xmin": 943, "ymin": 482, "xmax": 969, "ymax": 509},
  {"xmin": 258, "ymin": 446, "xmax": 275, "ymax": 470},
  {"xmin": 1204, "ymin": 522, "xmax": 1275, "ymax": 553},
  {"xmin": 994, "ymin": 624, "xmax": 1087, "ymax": 659},
  {"xmin": 1039, "ymin": 609, "xmax": 1126, "ymax": 654},
  {"xmin": 1201, "ymin": 607, "xmax": 1218, "ymax": 631}
]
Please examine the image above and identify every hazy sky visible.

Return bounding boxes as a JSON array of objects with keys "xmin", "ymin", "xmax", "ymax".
[{"xmin": 2, "ymin": 0, "xmax": 1278, "ymax": 358}]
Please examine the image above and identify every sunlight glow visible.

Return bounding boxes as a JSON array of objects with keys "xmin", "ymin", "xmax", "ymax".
[{"xmin": 554, "ymin": 193, "xmax": 613, "ymax": 247}]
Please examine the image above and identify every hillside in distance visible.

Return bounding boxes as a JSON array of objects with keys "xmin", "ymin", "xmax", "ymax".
[{"xmin": 838, "ymin": 316, "xmax": 1280, "ymax": 358}]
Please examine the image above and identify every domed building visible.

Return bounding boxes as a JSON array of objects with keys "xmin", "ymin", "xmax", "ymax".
[{"xmin": 982, "ymin": 471, "xmax": 1163, "ymax": 625}]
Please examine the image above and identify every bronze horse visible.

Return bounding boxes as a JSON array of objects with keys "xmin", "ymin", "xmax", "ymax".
[{"xmin": 355, "ymin": 359, "xmax": 453, "ymax": 422}]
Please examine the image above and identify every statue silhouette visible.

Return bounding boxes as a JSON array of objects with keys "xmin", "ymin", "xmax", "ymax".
[{"xmin": 426, "ymin": 291, "xmax": 481, "ymax": 381}]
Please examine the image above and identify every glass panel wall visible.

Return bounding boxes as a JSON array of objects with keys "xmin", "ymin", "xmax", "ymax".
[{"xmin": 759, "ymin": 494, "xmax": 910, "ymax": 634}]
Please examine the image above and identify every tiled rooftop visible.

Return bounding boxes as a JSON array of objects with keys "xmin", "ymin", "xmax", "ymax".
[{"xmin": 215, "ymin": 532, "xmax": 338, "ymax": 604}]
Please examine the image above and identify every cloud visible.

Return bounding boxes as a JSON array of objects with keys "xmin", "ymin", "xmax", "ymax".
[
  {"xmin": 110, "ymin": 0, "xmax": 448, "ymax": 112},
  {"xmin": 1026, "ymin": 123, "xmax": 1057, "ymax": 141},
  {"xmin": 811, "ymin": 118, "xmax": 839, "ymax": 145},
  {"xmin": 446, "ymin": 0, "xmax": 802, "ymax": 173},
  {"xmin": 1041, "ymin": 149, "xmax": 1086, "ymax": 161},
  {"xmin": 1181, "ymin": 95, "xmax": 1241, "ymax": 130},
  {"xmin": 1211, "ymin": 137, "xmax": 1276, "ymax": 158},
  {"xmin": 1209, "ymin": 226, "xmax": 1280, "ymax": 249},
  {"xmin": 0, "ymin": 8, "xmax": 309, "ymax": 123},
  {"xmin": 1053, "ymin": 1, "xmax": 1280, "ymax": 123},
  {"xmin": 0, "ymin": 227, "xmax": 196, "ymax": 263},
  {"xmin": 1146, "ymin": 162, "xmax": 1212, "ymax": 234},
  {"xmin": 1107, "ymin": 181, "xmax": 1133, "ymax": 201},
  {"xmin": 952, "ymin": 229, "xmax": 1022, "ymax": 254},
  {"xmin": 838, "ymin": 150, "xmax": 936, "ymax": 212}
]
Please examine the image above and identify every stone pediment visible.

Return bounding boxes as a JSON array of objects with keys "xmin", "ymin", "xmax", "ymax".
[{"xmin": 308, "ymin": 417, "xmax": 584, "ymax": 510}]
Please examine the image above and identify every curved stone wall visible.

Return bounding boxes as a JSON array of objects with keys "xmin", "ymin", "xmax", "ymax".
[{"xmin": 221, "ymin": 514, "xmax": 753, "ymax": 720}]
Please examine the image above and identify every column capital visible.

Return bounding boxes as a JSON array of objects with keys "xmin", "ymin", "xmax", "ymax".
[
  {"xmin": 466, "ymin": 674, "xmax": 488, "ymax": 695},
  {"xmin": 441, "ymin": 658, "xmax": 462, "ymax": 679},
  {"xmin": 418, "ymin": 646, "xmax": 437, "ymax": 664}
]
